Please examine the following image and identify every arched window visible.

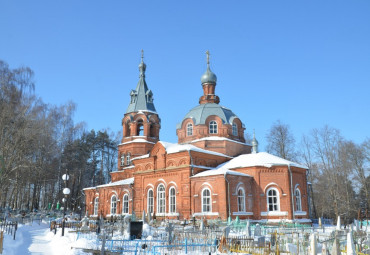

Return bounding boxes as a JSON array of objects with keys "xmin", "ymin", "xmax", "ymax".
[
  {"xmin": 110, "ymin": 195, "xmax": 117, "ymax": 215},
  {"xmin": 93, "ymin": 197, "xmax": 99, "ymax": 215},
  {"xmin": 126, "ymin": 153, "xmax": 131, "ymax": 165},
  {"xmin": 157, "ymin": 184, "xmax": 165, "ymax": 214},
  {"xmin": 120, "ymin": 154, "xmax": 125, "ymax": 166},
  {"xmin": 137, "ymin": 120, "xmax": 144, "ymax": 136},
  {"xmin": 232, "ymin": 123, "xmax": 238, "ymax": 136},
  {"xmin": 209, "ymin": 121, "xmax": 218, "ymax": 134},
  {"xmin": 202, "ymin": 188, "xmax": 211, "ymax": 213},
  {"xmin": 295, "ymin": 188, "xmax": 302, "ymax": 211},
  {"xmin": 147, "ymin": 189, "xmax": 154, "ymax": 214},
  {"xmin": 237, "ymin": 188, "xmax": 245, "ymax": 212},
  {"xmin": 150, "ymin": 123, "xmax": 155, "ymax": 137},
  {"xmin": 186, "ymin": 123, "xmax": 193, "ymax": 136},
  {"xmin": 169, "ymin": 187, "xmax": 176, "ymax": 213},
  {"xmin": 125, "ymin": 121, "xmax": 131, "ymax": 136},
  {"xmin": 267, "ymin": 188, "xmax": 279, "ymax": 212},
  {"xmin": 122, "ymin": 194, "xmax": 129, "ymax": 214}
]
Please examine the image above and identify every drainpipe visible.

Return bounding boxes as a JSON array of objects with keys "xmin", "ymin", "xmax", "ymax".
[
  {"xmin": 188, "ymin": 150, "xmax": 194, "ymax": 176},
  {"xmin": 288, "ymin": 164, "xmax": 295, "ymax": 221},
  {"xmin": 224, "ymin": 172, "xmax": 231, "ymax": 219},
  {"xmin": 130, "ymin": 183, "xmax": 134, "ymax": 217},
  {"xmin": 188, "ymin": 150, "xmax": 193, "ymax": 219}
]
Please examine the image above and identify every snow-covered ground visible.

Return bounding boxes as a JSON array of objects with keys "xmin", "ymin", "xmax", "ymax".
[
  {"xmin": 2, "ymin": 219, "xmax": 369, "ymax": 255},
  {"xmin": 2, "ymin": 221, "xmax": 88, "ymax": 255}
]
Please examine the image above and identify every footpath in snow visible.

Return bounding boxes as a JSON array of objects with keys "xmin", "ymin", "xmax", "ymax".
[{"xmin": 2, "ymin": 221, "xmax": 85, "ymax": 255}]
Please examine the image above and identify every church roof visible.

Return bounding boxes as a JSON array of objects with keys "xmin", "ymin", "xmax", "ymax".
[
  {"xmin": 159, "ymin": 141, "xmax": 232, "ymax": 158},
  {"xmin": 177, "ymin": 103, "xmax": 238, "ymax": 129},
  {"xmin": 96, "ymin": 177, "xmax": 135, "ymax": 188},
  {"xmin": 192, "ymin": 168, "xmax": 252, "ymax": 178},
  {"xmin": 215, "ymin": 152, "xmax": 308, "ymax": 170},
  {"xmin": 83, "ymin": 177, "xmax": 134, "ymax": 190},
  {"xmin": 126, "ymin": 51, "xmax": 157, "ymax": 114}
]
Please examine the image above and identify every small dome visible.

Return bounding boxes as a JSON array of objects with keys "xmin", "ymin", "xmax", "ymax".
[
  {"xmin": 201, "ymin": 67, "xmax": 217, "ymax": 84},
  {"xmin": 252, "ymin": 136, "xmax": 258, "ymax": 146}
]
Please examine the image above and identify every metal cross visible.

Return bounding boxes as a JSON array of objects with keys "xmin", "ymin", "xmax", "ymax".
[{"xmin": 206, "ymin": 50, "xmax": 210, "ymax": 65}]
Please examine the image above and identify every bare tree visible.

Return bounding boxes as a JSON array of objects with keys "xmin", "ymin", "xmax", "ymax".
[{"xmin": 265, "ymin": 120, "xmax": 296, "ymax": 160}]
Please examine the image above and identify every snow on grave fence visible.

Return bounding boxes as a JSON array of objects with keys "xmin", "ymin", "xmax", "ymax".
[
  {"xmin": 91, "ymin": 237, "xmax": 218, "ymax": 254},
  {"xmin": 0, "ymin": 221, "xmax": 17, "ymax": 240}
]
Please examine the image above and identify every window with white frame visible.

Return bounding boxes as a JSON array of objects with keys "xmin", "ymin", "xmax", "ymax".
[
  {"xmin": 267, "ymin": 188, "xmax": 279, "ymax": 211},
  {"xmin": 186, "ymin": 123, "xmax": 193, "ymax": 136},
  {"xmin": 237, "ymin": 188, "xmax": 246, "ymax": 212},
  {"xmin": 202, "ymin": 188, "xmax": 211, "ymax": 212},
  {"xmin": 295, "ymin": 188, "xmax": 302, "ymax": 211},
  {"xmin": 110, "ymin": 195, "xmax": 117, "ymax": 215},
  {"xmin": 123, "ymin": 194, "xmax": 129, "ymax": 214},
  {"xmin": 126, "ymin": 153, "xmax": 131, "ymax": 165},
  {"xmin": 232, "ymin": 123, "xmax": 238, "ymax": 136},
  {"xmin": 209, "ymin": 121, "xmax": 218, "ymax": 134},
  {"xmin": 93, "ymin": 197, "xmax": 99, "ymax": 215},
  {"xmin": 147, "ymin": 189, "xmax": 154, "ymax": 214},
  {"xmin": 169, "ymin": 187, "xmax": 176, "ymax": 213},
  {"xmin": 120, "ymin": 154, "xmax": 125, "ymax": 166},
  {"xmin": 157, "ymin": 184, "xmax": 165, "ymax": 214}
]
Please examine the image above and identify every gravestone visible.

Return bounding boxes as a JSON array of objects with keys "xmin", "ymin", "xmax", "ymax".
[
  {"xmin": 246, "ymin": 220, "xmax": 251, "ymax": 237},
  {"xmin": 129, "ymin": 221, "xmax": 143, "ymax": 240},
  {"xmin": 330, "ymin": 234, "xmax": 341, "ymax": 255},
  {"xmin": 148, "ymin": 212, "xmax": 152, "ymax": 225},
  {"xmin": 142, "ymin": 210, "xmax": 146, "ymax": 224},
  {"xmin": 254, "ymin": 236, "xmax": 265, "ymax": 247},
  {"xmin": 310, "ymin": 233, "xmax": 317, "ymax": 255},
  {"xmin": 346, "ymin": 231, "xmax": 356, "ymax": 255},
  {"xmin": 165, "ymin": 223, "xmax": 174, "ymax": 245},
  {"xmin": 222, "ymin": 226, "xmax": 230, "ymax": 238},
  {"xmin": 235, "ymin": 216, "xmax": 240, "ymax": 224},
  {"xmin": 336, "ymin": 216, "xmax": 341, "ymax": 230},
  {"xmin": 254, "ymin": 224, "xmax": 261, "ymax": 236},
  {"xmin": 321, "ymin": 242, "xmax": 328, "ymax": 255},
  {"xmin": 80, "ymin": 215, "xmax": 89, "ymax": 231}
]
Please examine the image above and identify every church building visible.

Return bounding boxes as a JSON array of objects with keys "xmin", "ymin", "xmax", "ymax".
[{"xmin": 83, "ymin": 51, "xmax": 310, "ymax": 222}]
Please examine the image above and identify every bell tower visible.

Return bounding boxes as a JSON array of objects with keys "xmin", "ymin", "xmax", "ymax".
[{"xmin": 117, "ymin": 50, "xmax": 160, "ymax": 175}]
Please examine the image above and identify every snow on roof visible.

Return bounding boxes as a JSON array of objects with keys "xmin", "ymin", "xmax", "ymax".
[
  {"xmin": 119, "ymin": 139, "xmax": 155, "ymax": 146},
  {"xmin": 159, "ymin": 141, "xmax": 231, "ymax": 158},
  {"xmin": 190, "ymin": 136, "xmax": 250, "ymax": 146},
  {"xmin": 192, "ymin": 168, "xmax": 252, "ymax": 178},
  {"xmin": 216, "ymin": 152, "xmax": 308, "ymax": 170},
  {"xmin": 132, "ymin": 154, "xmax": 150, "ymax": 160},
  {"xmin": 96, "ymin": 177, "xmax": 134, "ymax": 188},
  {"xmin": 82, "ymin": 187, "xmax": 96, "ymax": 191}
]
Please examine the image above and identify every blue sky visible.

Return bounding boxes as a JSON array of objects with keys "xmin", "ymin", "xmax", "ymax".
[{"xmin": 1, "ymin": 1, "xmax": 369, "ymax": 149}]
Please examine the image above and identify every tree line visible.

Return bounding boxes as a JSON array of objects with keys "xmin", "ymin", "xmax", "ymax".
[
  {"xmin": 1, "ymin": 60, "xmax": 368, "ymax": 222},
  {"xmin": 0, "ymin": 60, "xmax": 119, "ymax": 213},
  {"xmin": 265, "ymin": 120, "xmax": 369, "ymax": 223}
]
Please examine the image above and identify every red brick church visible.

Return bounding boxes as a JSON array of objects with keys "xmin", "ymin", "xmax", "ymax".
[{"xmin": 83, "ymin": 51, "xmax": 309, "ymax": 222}]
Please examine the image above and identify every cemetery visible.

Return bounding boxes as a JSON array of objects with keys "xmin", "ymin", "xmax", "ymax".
[{"xmin": 2, "ymin": 208, "xmax": 369, "ymax": 254}]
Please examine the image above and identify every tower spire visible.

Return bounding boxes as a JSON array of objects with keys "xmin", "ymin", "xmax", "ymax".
[
  {"xmin": 126, "ymin": 50, "xmax": 155, "ymax": 114},
  {"xmin": 139, "ymin": 49, "xmax": 146, "ymax": 77},
  {"xmin": 252, "ymin": 129, "xmax": 259, "ymax": 154}
]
